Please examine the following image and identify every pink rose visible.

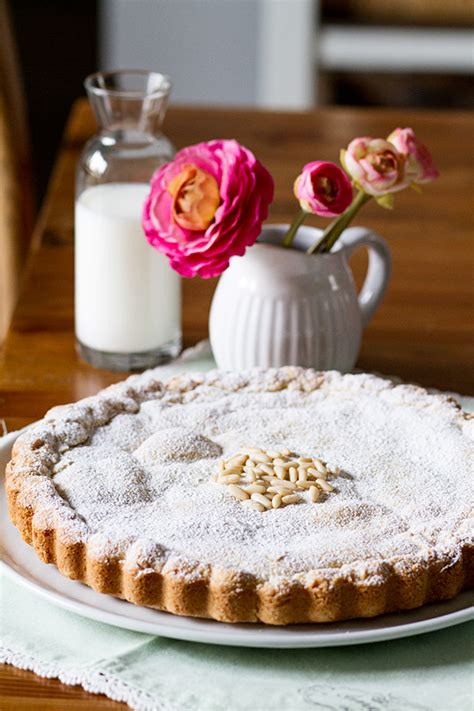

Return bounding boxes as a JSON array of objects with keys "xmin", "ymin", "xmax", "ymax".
[
  {"xmin": 341, "ymin": 137, "xmax": 409, "ymax": 196},
  {"xmin": 387, "ymin": 127, "xmax": 439, "ymax": 185},
  {"xmin": 294, "ymin": 161, "xmax": 353, "ymax": 217},
  {"xmin": 142, "ymin": 139, "xmax": 274, "ymax": 278}
]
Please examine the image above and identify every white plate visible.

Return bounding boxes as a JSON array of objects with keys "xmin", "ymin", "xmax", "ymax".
[{"xmin": 1, "ymin": 428, "xmax": 472, "ymax": 648}]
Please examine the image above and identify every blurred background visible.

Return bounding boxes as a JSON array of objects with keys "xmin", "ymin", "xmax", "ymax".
[
  {"xmin": 7, "ymin": 0, "xmax": 474, "ymax": 202},
  {"xmin": 1, "ymin": 0, "xmax": 473, "ymax": 338}
]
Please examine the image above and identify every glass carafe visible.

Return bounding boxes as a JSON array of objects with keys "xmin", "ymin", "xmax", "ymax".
[{"xmin": 75, "ymin": 70, "xmax": 181, "ymax": 371}]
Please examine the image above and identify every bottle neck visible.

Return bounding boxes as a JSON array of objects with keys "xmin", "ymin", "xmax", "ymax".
[
  {"xmin": 99, "ymin": 128, "xmax": 161, "ymax": 147},
  {"xmin": 85, "ymin": 70, "xmax": 171, "ymax": 138},
  {"xmin": 88, "ymin": 94, "xmax": 169, "ymax": 138}
]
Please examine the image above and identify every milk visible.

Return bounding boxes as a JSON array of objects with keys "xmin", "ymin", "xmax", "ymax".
[{"xmin": 75, "ymin": 183, "xmax": 181, "ymax": 354}]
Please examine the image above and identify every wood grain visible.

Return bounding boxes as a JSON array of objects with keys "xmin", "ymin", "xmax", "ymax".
[
  {"xmin": 1, "ymin": 101, "xmax": 473, "ymax": 436},
  {"xmin": 0, "ymin": 0, "xmax": 35, "ymax": 342},
  {"xmin": 0, "ymin": 665, "xmax": 128, "ymax": 710},
  {"xmin": 0, "ymin": 100, "xmax": 473, "ymax": 708}
]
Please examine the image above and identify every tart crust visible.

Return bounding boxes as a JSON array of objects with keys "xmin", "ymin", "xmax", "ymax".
[{"xmin": 5, "ymin": 367, "xmax": 474, "ymax": 625}]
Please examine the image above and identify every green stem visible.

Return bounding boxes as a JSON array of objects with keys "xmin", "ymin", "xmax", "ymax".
[
  {"xmin": 306, "ymin": 190, "xmax": 372, "ymax": 255},
  {"xmin": 281, "ymin": 208, "xmax": 308, "ymax": 248},
  {"xmin": 305, "ymin": 215, "xmax": 340, "ymax": 255}
]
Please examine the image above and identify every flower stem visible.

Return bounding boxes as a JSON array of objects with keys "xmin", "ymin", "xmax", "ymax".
[
  {"xmin": 281, "ymin": 208, "xmax": 308, "ymax": 248},
  {"xmin": 306, "ymin": 190, "xmax": 371, "ymax": 255}
]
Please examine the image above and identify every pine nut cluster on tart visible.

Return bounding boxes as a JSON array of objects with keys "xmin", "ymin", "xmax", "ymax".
[{"xmin": 6, "ymin": 367, "xmax": 474, "ymax": 625}]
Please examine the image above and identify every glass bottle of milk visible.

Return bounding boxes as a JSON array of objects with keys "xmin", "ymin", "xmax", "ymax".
[{"xmin": 75, "ymin": 70, "xmax": 181, "ymax": 371}]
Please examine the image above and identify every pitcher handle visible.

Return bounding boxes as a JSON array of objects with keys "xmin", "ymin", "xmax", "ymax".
[{"xmin": 338, "ymin": 226, "xmax": 392, "ymax": 328}]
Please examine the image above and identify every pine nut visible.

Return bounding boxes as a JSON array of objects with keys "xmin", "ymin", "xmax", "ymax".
[
  {"xmin": 298, "ymin": 467, "xmax": 308, "ymax": 482},
  {"xmin": 274, "ymin": 465, "xmax": 287, "ymax": 479},
  {"xmin": 218, "ymin": 473, "xmax": 240, "ymax": 484},
  {"xmin": 270, "ymin": 479, "xmax": 297, "ymax": 490},
  {"xmin": 243, "ymin": 484, "xmax": 267, "ymax": 494},
  {"xmin": 258, "ymin": 463, "xmax": 274, "ymax": 476},
  {"xmin": 316, "ymin": 478, "xmax": 334, "ymax": 492},
  {"xmin": 282, "ymin": 494, "xmax": 301, "ymax": 505},
  {"xmin": 310, "ymin": 485, "xmax": 320, "ymax": 503},
  {"xmin": 313, "ymin": 459, "xmax": 328, "ymax": 474},
  {"xmin": 241, "ymin": 500, "xmax": 266, "ymax": 512},
  {"xmin": 226, "ymin": 454, "xmax": 247, "ymax": 467},
  {"xmin": 222, "ymin": 465, "xmax": 243, "ymax": 476},
  {"xmin": 228, "ymin": 484, "xmax": 249, "ymax": 501},
  {"xmin": 272, "ymin": 493, "xmax": 282, "ymax": 509},
  {"xmin": 274, "ymin": 460, "xmax": 295, "ymax": 470},
  {"xmin": 251, "ymin": 492, "xmax": 272, "ymax": 509},
  {"xmin": 251, "ymin": 452, "xmax": 271, "ymax": 463},
  {"xmin": 214, "ymin": 448, "xmax": 337, "ymax": 512},
  {"xmin": 307, "ymin": 467, "xmax": 321, "ymax": 479}
]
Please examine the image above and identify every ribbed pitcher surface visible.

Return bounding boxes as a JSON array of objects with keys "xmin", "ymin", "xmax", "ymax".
[{"xmin": 209, "ymin": 224, "xmax": 391, "ymax": 371}]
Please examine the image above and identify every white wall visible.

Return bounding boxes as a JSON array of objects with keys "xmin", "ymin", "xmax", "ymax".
[
  {"xmin": 101, "ymin": 1, "xmax": 472, "ymax": 110},
  {"xmin": 99, "ymin": 0, "xmax": 316, "ymax": 108},
  {"xmin": 100, "ymin": 0, "xmax": 260, "ymax": 106}
]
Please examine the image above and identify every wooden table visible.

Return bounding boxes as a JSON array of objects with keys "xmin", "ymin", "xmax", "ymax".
[{"xmin": 1, "ymin": 101, "xmax": 473, "ymax": 709}]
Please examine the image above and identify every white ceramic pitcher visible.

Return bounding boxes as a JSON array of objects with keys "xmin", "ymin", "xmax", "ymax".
[{"xmin": 209, "ymin": 224, "xmax": 391, "ymax": 372}]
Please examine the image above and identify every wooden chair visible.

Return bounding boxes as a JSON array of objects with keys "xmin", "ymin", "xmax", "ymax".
[{"xmin": 0, "ymin": 0, "xmax": 35, "ymax": 343}]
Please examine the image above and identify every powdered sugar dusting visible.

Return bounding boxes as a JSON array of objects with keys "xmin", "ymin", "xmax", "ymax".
[
  {"xmin": 134, "ymin": 428, "xmax": 222, "ymax": 464},
  {"xmin": 10, "ymin": 368, "xmax": 474, "ymax": 582}
]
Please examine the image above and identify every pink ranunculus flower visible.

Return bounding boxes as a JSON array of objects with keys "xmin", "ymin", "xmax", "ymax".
[
  {"xmin": 341, "ymin": 137, "xmax": 409, "ymax": 196},
  {"xmin": 387, "ymin": 127, "xmax": 439, "ymax": 185},
  {"xmin": 142, "ymin": 139, "xmax": 274, "ymax": 278},
  {"xmin": 294, "ymin": 161, "xmax": 353, "ymax": 217}
]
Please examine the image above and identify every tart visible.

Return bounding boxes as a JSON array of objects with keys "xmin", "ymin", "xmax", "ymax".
[{"xmin": 5, "ymin": 367, "xmax": 473, "ymax": 624}]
